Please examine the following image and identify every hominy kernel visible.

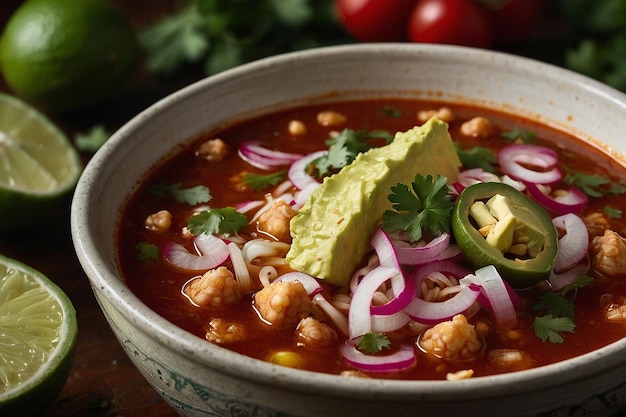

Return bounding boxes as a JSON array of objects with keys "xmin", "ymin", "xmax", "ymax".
[
  {"xmin": 287, "ymin": 120, "xmax": 307, "ymax": 136},
  {"xmin": 316, "ymin": 110, "xmax": 346, "ymax": 126}
]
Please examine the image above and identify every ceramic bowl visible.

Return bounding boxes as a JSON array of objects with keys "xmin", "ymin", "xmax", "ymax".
[{"xmin": 70, "ymin": 44, "xmax": 626, "ymax": 417}]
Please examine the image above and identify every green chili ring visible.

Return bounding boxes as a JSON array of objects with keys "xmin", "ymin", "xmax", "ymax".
[{"xmin": 452, "ymin": 182, "xmax": 558, "ymax": 289}]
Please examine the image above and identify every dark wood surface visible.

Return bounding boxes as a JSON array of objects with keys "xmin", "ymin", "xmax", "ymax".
[{"xmin": 0, "ymin": 1, "xmax": 189, "ymax": 415}]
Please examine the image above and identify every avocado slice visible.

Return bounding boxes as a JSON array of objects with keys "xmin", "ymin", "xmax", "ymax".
[{"xmin": 286, "ymin": 118, "xmax": 461, "ymax": 286}]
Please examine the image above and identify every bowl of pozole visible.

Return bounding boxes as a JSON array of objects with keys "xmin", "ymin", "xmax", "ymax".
[{"xmin": 71, "ymin": 44, "xmax": 626, "ymax": 417}]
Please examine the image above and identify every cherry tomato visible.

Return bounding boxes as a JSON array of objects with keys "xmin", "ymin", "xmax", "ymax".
[
  {"xmin": 336, "ymin": 0, "xmax": 418, "ymax": 42},
  {"xmin": 488, "ymin": 0, "xmax": 543, "ymax": 45},
  {"xmin": 408, "ymin": 0, "xmax": 494, "ymax": 49}
]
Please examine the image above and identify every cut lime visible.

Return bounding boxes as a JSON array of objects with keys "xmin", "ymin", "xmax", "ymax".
[
  {"xmin": 0, "ymin": 93, "xmax": 82, "ymax": 232},
  {"xmin": 0, "ymin": 255, "xmax": 77, "ymax": 416}
]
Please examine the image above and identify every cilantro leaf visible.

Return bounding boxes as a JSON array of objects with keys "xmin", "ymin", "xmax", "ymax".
[
  {"xmin": 139, "ymin": 3, "xmax": 209, "ymax": 76},
  {"xmin": 532, "ymin": 315, "xmax": 576, "ymax": 343},
  {"xmin": 532, "ymin": 292, "xmax": 575, "ymax": 318},
  {"xmin": 149, "ymin": 183, "xmax": 212, "ymax": 205},
  {"xmin": 381, "ymin": 106, "xmax": 403, "ymax": 118},
  {"xmin": 74, "ymin": 125, "xmax": 109, "ymax": 153},
  {"xmin": 605, "ymin": 205, "xmax": 623, "ymax": 219},
  {"xmin": 357, "ymin": 332, "xmax": 391, "ymax": 354},
  {"xmin": 382, "ymin": 174, "xmax": 453, "ymax": 242},
  {"xmin": 137, "ymin": 242, "xmax": 160, "ymax": 261},
  {"xmin": 454, "ymin": 144, "xmax": 498, "ymax": 172},
  {"xmin": 243, "ymin": 170, "xmax": 287, "ymax": 191},
  {"xmin": 311, "ymin": 129, "xmax": 392, "ymax": 177},
  {"xmin": 501, "ymin": 129, "xmax": 538, "ymax": 144},
  {"xmin": 187, "ymin": 207, "xmax": 248, "ymax": 236}
]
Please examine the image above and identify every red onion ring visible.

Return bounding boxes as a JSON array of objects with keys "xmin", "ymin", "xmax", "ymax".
[
  {"xmin": 498, "ymin": 144, "xmax": 562, "ymax": 184},
  {"xmin": 464, "ymin": 265, "xmax": 518, "ymax": 329},
  {"xmin": 287, "ymin": 150, "xmax": 326, "ymax": 190},
  {"xmin": 457, "ymin": 168, "xmax": 501, "ymax": 188},
  {"xmin": 370, "ymin": 273, "xmax": 416, "ymax": 316},
  {"xmin": 275, "ymin": 271, "xmax": 323, "ymax": 297},
  {"xmin": 391, "ymin": 233, "xmax": 451, "ymax": 266},
  {"xmin": 348, "ymin": 266, "xmax": 401, "ymax": 340},
  {"xmin": 525, "ymin": 182, "xmax": 588, "ymax": 214},
  {"xmin": 404, "ymin": 261, "xmax": 477, "ymax": 324},
  {"xmin": 163, "ymin": 234, "xmax": 230, "ymax": 272},
  {"xmin": 238, "ymin": 141, "xmax": 303, "ymax": 170},
  {"xmin": 340, "ymin": 343, "xmax": 416, "ymax": 373},
  {"xmin": 549, "ymin": 256, "xmax": 591, "ymax": 291},
  {"xmin": 551, "ymin": 213, "xmax": 589, "ymax": 273}
]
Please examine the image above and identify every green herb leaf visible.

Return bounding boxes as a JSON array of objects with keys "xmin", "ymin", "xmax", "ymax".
[
  {"xmin": 187, "ymin": 207, "xmax": 248, "ymax": 236},
  {"xmin": 139, "ymin": 3, "xmax": 209, "ymax": 76},
  {"xmin": 501, "ymin": 129, "xmax": 538, "ymax": 144},
  {"xmin": 357, "ymin": 332, "xmax": 391, "ymax": 354},
  {"xmin": 243, "ymin": 170, "xmax": 287, "ymax": 191},
  {"xmin": 532, "ymin": 292, "xmax": 575, "ymax": 318},
  {"xmin": 605, "ymin": 205, "xmax": 623, "ymax": 219},
  {"xmin": 532, "ymin": 315, "xmax": 576, "ymax": 343},
  {"xmin": 564, "ymin": 170, "xmax": 626, "ymax": 198},
  {"xmin": 74, "ymin": 125, "xmax": 109, "ymax": 153},
  {"xmin": 149, "ymin": 183, "xmax": 212, "ymax": 205},
  {"xmin": 137, "ymin": 242, "xmax": 160, "ymax": 261},
  {"xmin": 454, "ymin": 144, "xmax": 498, "ymax": 172},
  {"xmin": 381, "ymin": 106, "xmax": 403, "ymax": 118},
  {"xmin": 311, "ymin": 129, "xmax": 392, "ymax": 177},
  {"xmin": 382, "ymin": 174, "xmax": 453, "ymax": 242}
]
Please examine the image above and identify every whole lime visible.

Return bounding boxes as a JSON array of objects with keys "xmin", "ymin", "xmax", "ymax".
[{"xmin": 0, "ymin": 0, "xmax": 139, "ymax": 114}]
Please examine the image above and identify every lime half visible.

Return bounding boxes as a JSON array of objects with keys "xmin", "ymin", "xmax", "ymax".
[
  {"xmin": 0, "ymin": 255, "xmax": 77, "ymax": 416},
  {"xmin": 0, "ymin": 93, "xmax": 82, "ymax": 232}
]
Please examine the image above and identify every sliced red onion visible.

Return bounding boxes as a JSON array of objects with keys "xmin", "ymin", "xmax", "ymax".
[
  {"xmin": 498, "ymin": 144, "xmax": 562, "ymax": 184},
  {"xmin": 552, "ymin": 213, "xmax": 589, "ymax": 273},
  {"xmin": 404, "ymin": 261, "xmax": 477, "ymax": 324},
  {"xmin": 371, "ymin": 311, "xmax": 412, "ymax": 333},
  {"xmin": 457, "ymin": 168, "xmax": 501, "ymax": 188},
  {"xmin": 340, "ymin": 343, "xmax": 415, "ymax": 373},
  {"xmin": 275, "ymin": 271, "xmax": 323, "ymax": 297},
  {"xmin": 288, "ymin": 150, "xmax": 326, "ymax": 190},
  {"xmin": 235, "ymin": 200, "xmax": 265, "ymax": 215},
  {"xmin": 464, "ymin": 265, "xmax": 518, "ymax": 329},
  {"xmin": 370, "ymin": 273, "xmax": 416, "ymax": 316},
  {"xmin": 291, "ymin": 181, "xmax": 319, "ymax": 210},
  {"xmin": 391, "ymin": 233, "xmax": 451, "ymax": 266},
  {"xmin": 549, "ymin": 256, "xmax": 590, "ymax": 291},
  {"xmin": 348, "ymin": 266, "xmax": 401, "ymax": 340},
  {"xmin": 239, "ymin": 141, "xmax": 303, "ymax": 170},
  {"xmin": 163, "ymin": 234, "xmax": 230, "ymax": 272},
  {"xmin": 525, "ymin": 182, "xmax": 588, "ymax": 214}
]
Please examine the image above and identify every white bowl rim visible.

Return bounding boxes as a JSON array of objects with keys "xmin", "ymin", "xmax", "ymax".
[{"xmin": 71, "ymin": 43, "xmax": 626, "ymax": 401}]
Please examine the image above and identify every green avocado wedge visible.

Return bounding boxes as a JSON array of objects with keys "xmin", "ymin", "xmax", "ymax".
[
  {"xmin": 452, "ymin": 182, "xmax": 558, "ymax": 289},
  {"xmin": 286, "ymin": 118, "xmax": 461, "ymax": 286}
]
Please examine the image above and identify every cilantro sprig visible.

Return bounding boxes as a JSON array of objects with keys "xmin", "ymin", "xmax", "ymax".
[
  {"xmin": 501, "ymin": 129, "xmax": 538, "ymax": 144},
  {"xmin": 564, "ymin": 170, "xmax": 626, "ymax": 198},
  {"xmin": 531, "ymin": 275, "xmax": 593, "ymax": 343},
  {"xmin": 187, "ymin": 207, "xmax": 248, "ymax": 236},
  {"xmin": 137, "ymin": 242, "xmax": 160, "ymax": 261},
  {"xmin": 382, "ymin": 174, "xmax": 453, "ymax": 243},
  {"xmin": 243, "ymin": 170, "xmax": 287, "ymax": 191},
  {"xmin": 357, "ymin": 332, "xmax": 391, "ymax": 354},
  {"xmin": 454, "ymin": 144, "xmax": 498, "ymax": 173},
  {"xmin": 310, "ymin": 129, "xmax": 393, "ymax": 178},
  {"xmin": 149, "ymin": 182, "xmax": 212, "ymax": 205}
]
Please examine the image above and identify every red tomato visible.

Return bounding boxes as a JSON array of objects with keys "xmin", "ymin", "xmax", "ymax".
[
  {"xmin": 336, "ymin": 0, "xmax": 418, "ymax": 42},
  {"xmin": 408, "ymin": 0, "xmax": 494, "ymax": 49},
  {"xmin": 488, "ymin": 0, "xmax": 543, "ymax": 45}
]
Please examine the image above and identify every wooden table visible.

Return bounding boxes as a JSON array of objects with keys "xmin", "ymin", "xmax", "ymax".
[{"xmin": 0, "ymin": 1, "xmax": 189, "ymax": 415}]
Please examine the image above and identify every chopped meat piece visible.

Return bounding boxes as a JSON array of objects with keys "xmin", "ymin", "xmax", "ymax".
[
  {"xmin": 460, "ymin": 116, "xmax": 494, "ymax": 139},
  {"xmin": 196, "ymin": 138, "xmax": 228, "ymax": 161},
  {"xmin": 144, "ymin": 209, "xmax": 172, "ymax": 233},
  {"xmin": 256, "ymin": 199, "xmax": 298, "ymax": 242},
  {"xmin": 184, "ymin": 266, "xmax": 241, "ymax": 310},
  {"xmin": 419, "ymin": 314, "xmax": 482, "ymax": 363},
  {"xmin": 591, "ymin": 229, "xmax": 626, "ymax": 276},
  {"xmin": 296, "ymin": 317, "xmax": 338, "ymax": 347},
  {"xmin": 254, "ymin": 280, "xmax": 312, "ymax": 327},
  {"xmin": 205, "ymin": 318, "xmax": 247, "ymax": 344}
]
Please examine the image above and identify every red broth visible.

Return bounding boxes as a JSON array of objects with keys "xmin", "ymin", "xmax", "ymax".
[{"xmin": 118, "ymin": 99, "xmax": 626, "ymax": 380}]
